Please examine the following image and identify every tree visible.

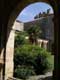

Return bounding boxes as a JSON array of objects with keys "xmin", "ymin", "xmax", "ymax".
[
  {"xmin": 27, "ymin": 24, "xmax": 42, "ymax": 45},
  {"xmin": 15, "ymin": 31, "xmax": 28, "ymax": 48},
  {"xmin": 47, "ymin": 8, "xmax": 50, "ymax": 14}
]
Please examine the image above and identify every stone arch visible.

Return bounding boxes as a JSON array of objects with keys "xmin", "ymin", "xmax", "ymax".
[{"xmin": 5, "ymin": 0, "xmax": 59, "ymax": 80}]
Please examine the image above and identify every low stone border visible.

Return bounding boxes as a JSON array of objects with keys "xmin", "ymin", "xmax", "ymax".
[
  {"xmin": 27, "ymin": 72, "xmax": 52, "ymax": 80},
  {"xmin": 8, "ymin": 72, "xmax": 52, "ymax": 80}
]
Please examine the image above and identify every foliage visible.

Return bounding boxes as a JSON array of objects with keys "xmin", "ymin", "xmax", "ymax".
[
  {"xmin": 14, "ymin": 44, "xmax": 54, "ymax": 78},
  {"xmin": 14, "ymin": 65, "xmax": 35, "ymax": 80},
  {"xmin": 15, "ymin": 31, "xmax": 29, "ymax": 47},
  {"xmin": 27, "ymin": 25, "xmax": 42, "ymax": 44},
  {"xmin": 27, "ymin": 25, "xmax": 41, "ymax": 37}
]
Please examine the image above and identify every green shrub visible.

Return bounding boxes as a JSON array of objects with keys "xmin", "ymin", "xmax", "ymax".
[
  {"xmin": 15, "ymin": 31, "xmax": 29, "ymax": 47},
  {"xmin": 14, "ymin": 65, "xmax": 35, "ymax": 80},
  {"xmin": 14, "ymin": 45, "xmax": 54, "ymax": 77}
]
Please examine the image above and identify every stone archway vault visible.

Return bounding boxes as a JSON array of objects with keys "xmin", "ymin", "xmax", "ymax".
[{"xmin": 1, "ymin": 0, "xmax": 59, "ymax": 80}]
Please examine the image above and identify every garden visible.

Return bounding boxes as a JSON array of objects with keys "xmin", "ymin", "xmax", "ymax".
[{"xmin": 14, "ymin": 26, "xmax": 54, "ymax": 80}]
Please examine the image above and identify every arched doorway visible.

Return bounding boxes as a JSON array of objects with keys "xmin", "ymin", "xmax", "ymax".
[{"xmin": 3, "ymin": 0, "xmax": 59, "ymax": 80}]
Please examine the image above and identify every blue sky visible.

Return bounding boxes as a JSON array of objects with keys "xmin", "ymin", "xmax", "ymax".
[{"xmin": 17, "ymin": 2, "xmax": 54, "ymax": 22}]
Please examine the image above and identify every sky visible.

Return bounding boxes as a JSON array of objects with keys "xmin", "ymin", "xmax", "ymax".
[{"xmin": 17, "ymin": 2, "xmax": 54, "ymax": 22}]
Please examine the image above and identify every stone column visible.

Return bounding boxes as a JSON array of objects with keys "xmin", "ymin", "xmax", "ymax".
[
  {"xmin": 4, "ymin": 20, "xmax": 24, "ymax": 80},
  {"xmin": 53, "ymin": 5, "xmax": 60, "ymax": 80},
  {"xmin": 39, "ymin": 40, "xmax": 43, "ymax": 47},
  {"xmin": 5, "ymin": 29, "xmax": 15, "ymax": 80},
  {"xmin": 0, "ymin": 49, "xmax": 4, "ymax": 80},
  {"xmin": 37, "ymin": 39, "xmax": 43, "ymax": 47},
  {"xmin": 43, "ymin": 40, "xmax": 48, "ymax": 50}
]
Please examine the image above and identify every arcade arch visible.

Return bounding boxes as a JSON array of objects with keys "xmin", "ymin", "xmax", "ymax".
[{"xmin": 3, "ymin": 0, "xmax": 58, "ymax": 80}]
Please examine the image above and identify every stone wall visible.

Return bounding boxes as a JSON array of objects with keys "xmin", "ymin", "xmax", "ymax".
[
  {"xmin": 24, "ymin": 14, "xmax": 54, "ymax": 51},
  {"xmin": 13, "ymin": 21, "xmax": 24, "ymax": 31},
  {"xmin": 24, "ymin": 14, "xmax": 54, "ymax": 42},
  {"xmin": 16, "ymin": 14, "xmax": 54, "ymax": 51}
]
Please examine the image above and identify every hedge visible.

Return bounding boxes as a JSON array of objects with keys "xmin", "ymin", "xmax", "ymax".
[{"xmin": 14, "ymin": 45, "xmax": 54, "ymax": 79}]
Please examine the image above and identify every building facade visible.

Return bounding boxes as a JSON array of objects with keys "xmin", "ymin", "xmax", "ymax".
[{"xmin": 16, "ymin": 14, "xmax": 54, "ymax": 51}]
